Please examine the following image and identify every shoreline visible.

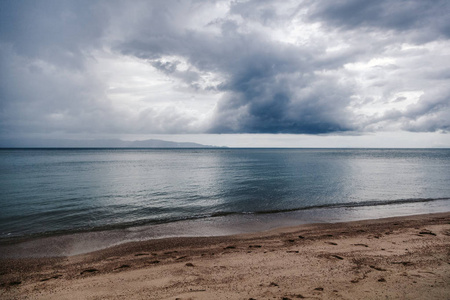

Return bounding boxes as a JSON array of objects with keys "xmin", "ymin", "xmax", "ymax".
[
  {"xmin": 1, "ymin": 212, "xmax": 449, "ymax": 299},
  {"xmin": 2, "ymin": 196, "xmax": 449, "ymax": 243},
  {"xmin": 2, "ymin": 198, "xmax": 449, "ymax": 259}
]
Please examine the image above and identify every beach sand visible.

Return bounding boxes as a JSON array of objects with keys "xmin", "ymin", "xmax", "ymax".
[{"xmin": 1, "ymin": 212, "xmax": 449, "ymax": 299}]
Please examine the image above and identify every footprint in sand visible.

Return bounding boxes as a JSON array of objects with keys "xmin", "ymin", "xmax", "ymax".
[
  {"xmin": 80, "ymin": 268, "xmax": 98, "ymax": 275},
  {"xmin": 40, "ymin": 274, "xmax": 62, "ymax": 281},
  {"xmin": 114, "ymin": 264, "xmax": 130, "ymax": 270},
  {"xmin": 148, "ymin": 260, "xmax": 160, "ymax": 264},
  {"xmin": 419, "ymin": 230, "xmax": 436, "ymax": 236}
]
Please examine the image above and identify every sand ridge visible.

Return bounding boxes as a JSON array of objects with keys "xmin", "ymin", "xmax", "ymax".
[{"xmin": 1, "ymin": 212, "xmax": 449, "ymax": 299}]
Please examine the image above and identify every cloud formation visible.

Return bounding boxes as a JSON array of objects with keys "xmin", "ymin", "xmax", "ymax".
[{"xmin": 1, "ymin": 0, "xmax": 449, "ymax": 139}]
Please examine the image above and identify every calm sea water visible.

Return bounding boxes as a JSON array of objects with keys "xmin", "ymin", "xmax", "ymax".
[{"xmin": 1, "ymin": 148, "xmax": 449, "ymax": 241}]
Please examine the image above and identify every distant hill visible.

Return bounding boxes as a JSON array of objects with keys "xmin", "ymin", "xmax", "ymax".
[{"xmin": 0, "ymin": 138, "xmax": 220, "ymax": 148}]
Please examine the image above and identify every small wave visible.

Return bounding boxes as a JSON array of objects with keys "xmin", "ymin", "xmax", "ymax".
[
  {"xmin": 206, "ymin": 197, "xmax": 450, "ymax": 217},
  {"xmin": 1, "ymin": 197, "xmax": 448, "ymax": 243},
  {"xmin": 252, "ymin": 197, "xmax": 450, "ymax": 215}
]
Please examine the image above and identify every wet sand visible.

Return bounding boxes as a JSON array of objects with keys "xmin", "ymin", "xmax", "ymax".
[{"xmin": 1, "ymin": 212, "xmax": 449, "ymax": 299}]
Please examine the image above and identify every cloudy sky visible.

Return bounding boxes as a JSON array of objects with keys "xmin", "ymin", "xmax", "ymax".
[{"xmin": 1, "ymin": 0, "xmax": 449, "ymax": 147}]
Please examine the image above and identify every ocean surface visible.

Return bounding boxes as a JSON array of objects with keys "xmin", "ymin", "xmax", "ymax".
[{"xmin": 1, "ymin": 148, "xmax": 449, "ymax": 256}]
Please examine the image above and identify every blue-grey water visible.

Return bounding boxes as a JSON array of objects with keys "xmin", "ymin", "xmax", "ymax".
[{"xmin": 1, "ymin": 148, "xmax": 449, "ymax": 256}]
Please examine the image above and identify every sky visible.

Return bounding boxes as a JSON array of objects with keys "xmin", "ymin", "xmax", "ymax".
[{"xmin": 1, "ymin": 0, "xmax": 450, "ymax": 147}]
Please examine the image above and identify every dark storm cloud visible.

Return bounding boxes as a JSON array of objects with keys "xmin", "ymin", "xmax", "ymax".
[
  {"xmin": 1, "ymin": 0, "xmax": 449, "ymax": 138},
  {"xmin": 308, "ymin": 0, "xmax": 450, "ymax": 42},
  {"xmin": 210, "ymin": 79, "xmax": 354, "ymax": 134},
  {"xmin": 114, "ymin": 3, "xmax": 356, "ymax": 134},
  {"xmin": 207, "ymin": 50, "xmax": 355, "ymax": 133}
]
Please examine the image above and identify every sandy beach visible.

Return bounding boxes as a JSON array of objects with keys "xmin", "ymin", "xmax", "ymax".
[{"xmin": 1, "ymin": 212, "xmax": 449, "ymax": 299}]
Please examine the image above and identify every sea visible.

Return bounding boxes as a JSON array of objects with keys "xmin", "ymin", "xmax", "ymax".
[{"xmin": 1, "ymin": 148, "xmax": 449, "ymax": 257}]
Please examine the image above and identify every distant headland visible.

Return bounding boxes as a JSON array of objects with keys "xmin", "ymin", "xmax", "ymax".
[{"xmin": 0, "ymin": 138, "xmax": 222, "ymax": 148}]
